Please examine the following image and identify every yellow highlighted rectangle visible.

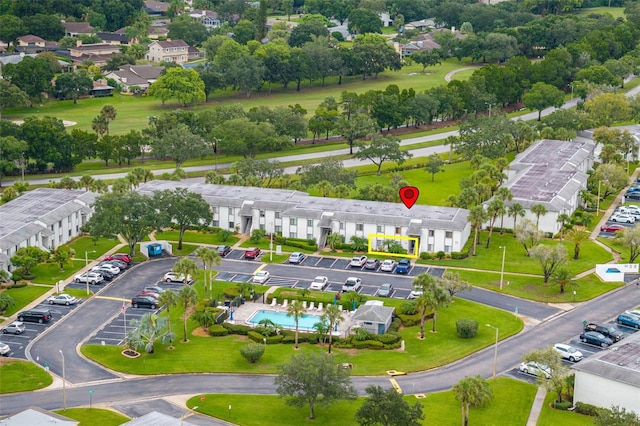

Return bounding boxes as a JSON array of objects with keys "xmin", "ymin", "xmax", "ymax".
[
  {"xmin": 389, "ymin": 378, "xmax": 403, "ymax": 394},
  {"xmin": 367, "ymin": 234, "xmax": 419, "ymax": 259}
]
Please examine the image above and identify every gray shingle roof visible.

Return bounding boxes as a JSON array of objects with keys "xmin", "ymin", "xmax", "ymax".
[{"xmin": 352, "ymin": 304, "xmax": 395, "ymax": 323}]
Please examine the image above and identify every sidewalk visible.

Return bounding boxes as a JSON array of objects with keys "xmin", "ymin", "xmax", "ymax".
[{"xmin": 526, "ymin": 387, "xmax": 547, "ymax": 426}]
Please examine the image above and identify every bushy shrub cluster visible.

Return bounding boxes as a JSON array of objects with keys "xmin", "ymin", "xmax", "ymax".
[
  {"xmin": 450, "ymin": 251, "xmax": 469, "ymax": 260},
  {"xmin": 240, "ymin": 343, "xmax": 265, "ymax": 363},
  {"xmin": 248, "ymin": 331, "xmax": 283, "ymax": 344},
  {"xmin": 221, "ymin": 323, "xmax": 252, "ymax": 335},
  {"xmin": 574, "ymin": 402, "xmax": 599, "ymax": 416},
  {"xmin": 274, "ymin": 235, "xmax": 317, "ymax": 251},
  {"xmin": 208, "ymin": 324, "xmax": 229, "ymax": 336},
  {"xmin": 456, "ymin": 319, "xmax": 479, "ymax": 338}
]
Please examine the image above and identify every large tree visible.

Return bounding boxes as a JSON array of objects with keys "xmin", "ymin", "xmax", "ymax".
[
  {"xmin": 155, "ymin": 188, "xmax": 213, "ymax": 250},
  {"xmin": 453, "ymin": 375, "xmax": 493, "ymax": 426},
  {"xmin": 355, "ymin": 133, "xmax": 412, "ymax": 175},
  {"xmin": 347, "ymin": 8, "xmax": 383, "ymax": 34},
  {"xmin": 337, "ymin": 113, "xmax": 376, "ymax": 155},
  {"xmin": 522, "ymin": 347, "xmax": 570, "ymax": 404},
  {"xmin": 21, "ymin": 116, "xmax": 79, "ymax": 172},
  {"xmin": 211, "ymin": 117, "xmax": 290, "ymax": 158},
  {"xmin": 522, "ymin": 82, "xmax": 566, "ymax": 121},
  {"xmin": 150, "ymin": 124, "xmax": 209, "ymax": 168},
  {"xmin": 529, "ymin": 244, "xmax": 567, "ymax": 283},
  {"xmin": 515, "ymin": 219, "xmax": 543, "ymax": 256},
  {"xmin": 274, "ymin": 351, "xmax": 357, "ymax": 420},
  {"xmin": 0, "ymin": 136, "xmax": 28, "ymax": 187},
  {"xmin": 3, "ymin": 55, "xmax": 58, "ymax": 102},
  {"xmin": 425, "ymin": 154, "xmax": 445, "ymax": 182},
  {"xmin": 617, "ymin": 224, "xmax": 640, "ymax": 263},
  {"xmin": 10, "ymin": 246, "xmax": 49, "ymax": 276},
  {"xmin": 356, "ymin": 385, "xmax": 425, "ymax": 426},
  {"xmin": 148, "ymin": 67, "xmax": 206, "ymax": 106},
  {"xmin": 83, "ymin": 192, "xmax": 161, "ymax": 256},
  {"xmin": 0, "ymin": 80, "xmax": 30, "ymax": 119},
  {"xmin": 54, "ymin": 70, "xmax": 94, "ymax": 104},
  {"xmin": 298, "ymin": 158, "xmax": 358, "ymax": 188}
]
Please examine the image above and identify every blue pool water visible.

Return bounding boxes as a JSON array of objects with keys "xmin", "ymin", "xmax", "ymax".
[{"xmin": 248, "ymin": 310, "xmax": 322, "ymax": 331}]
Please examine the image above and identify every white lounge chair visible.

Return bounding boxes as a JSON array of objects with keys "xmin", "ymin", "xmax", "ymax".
[
  {"xmin": 270, "ymin": 298, "xmax": 277, "ymax": 307},
  {"xmin": 308, "ymin": 301, "xmax": 315, "ymax": 311},
  {"xmin": 282, "ymin": 299, "xmax": 288, "ymax": 308},
  {"xmin": 302, "ymin": 301, "xmax": 308, "ymax": 309},
  {"xmin": 316, "ymin": 302, "xmax": 323, "ymax": 312},
  {"xmin": 338, "ymin": 305, "xmax": 343, "ymax": 312}
]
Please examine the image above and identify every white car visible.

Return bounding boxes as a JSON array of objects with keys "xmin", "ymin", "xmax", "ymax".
[
  {"xmin": 380, "ymin": 259, "xmax": 396, "ymax": 272},
  {"xmin": 164, "ymin": 272, "xmax": 192, "ymax": 283},
  {"xmin": 288, "ymin": 252, "xmax": 306, "ymax": 264},
  {"xmin": 47, "ymin": 294, "xmax": 78, "ymax": 306},
  {"xmin": 342, "ymin": 277, "xmax": 362, "ymax": 292},
  {"xmin": 552, "ymin": 343, "xmax": 583, "ymax": 362},
  {"xmin": 93, "ymin": 264, "xmax": 120, "ymax": 274},
  {"xmin": 252, "ymin": 270, "xmax": 270, "ymax": 284},
  {"xmin": 309, "ymin": 276, "xmax": 328, "ymax": 290},
  {"xmin": 0, "ymin": 342, "xmax": 10, "ymax": 356},
  {"xmin": 626, "ymin": 309, "xmax": 640, "ymax": 317},
  {"xmin": 408, "ymin": 288, "xmax": 423, "ymax": 299},
  {"xmin": 350, "ymin": 255, "xmax": 367, "ymax": 267},
  {"xmin": 74, "ymin": 272, "xmax": 104, "ymax": 284},
  {"xmin": 611, "ymin": 213, "xmax": 635, "ymax": 223},
  {"xmin": 519, "ymin": 361, "xmax": 551, "ymax": 379}
]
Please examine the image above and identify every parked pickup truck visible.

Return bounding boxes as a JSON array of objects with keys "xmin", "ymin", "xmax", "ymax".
[
  {"xmin": 583, "ymin": 323, "xmax": 624, "ymax": 342},
  {"xmin": 395, "ymin": 259, "xmax": 411, "ymax": 274}
]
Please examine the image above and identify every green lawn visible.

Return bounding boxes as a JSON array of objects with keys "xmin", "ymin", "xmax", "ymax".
[
  {"xmin": 576, "ymin": 6, "xmax": 625, "ymax": 19},
  {"xmin": 1, "ymin": 285, "xmax": 51, "ymax": 316},
  {"xmin": 154, "ymin": 229, "xmax": 240, "ymax": 246},
  {"xmin": 424, "ymin": 232, "xmax": 612, "ymax": 277},
  {"xmin": 187, "ymin": 377, "xmax": 536, "ymax": 426},
  {"xmin": 537, "ymin": 392, "xmax": 593, "ymax": 426},
  {"xmin": 67, "ymin": 236, "xmax": 121, "ymax": 260},
  {"xmin": 0, "ymin": 359, "xmax": 52, "ymax": 394},
  {"xmin": 455, "ymin": 270, "xmax": 621, "ymax": 303},
  {"xmin": 30, "ymin": 260, "xmax": 87, "ymax": 285},
  {"xmin": 81, "ymin": 297, "xmax": 522, "ymax": 376},
  {"xmin": 53, "ymin": 408, "xmax": 130, "ymax": 426}
]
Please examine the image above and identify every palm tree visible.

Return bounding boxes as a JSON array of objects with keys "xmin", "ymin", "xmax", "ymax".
[
  {"xmin": 453, "ymin": 375, "xmax": 493, "ymax": 426},
  {"xmin": 177, "ymin": 285, "xmax": 198, "ymax": 342},
  {"xmin": 412, "ymin": 273, "xmax": 437, "ymax": 339},
  {"xmin": 508, "ymin": 203, "xmax": 525, "ymax": 237},
  {"xmin": 78, "ymin": 175, "xmax": 94, "ymax": 191},
  {"xmin": 333, "ymin": 184, "xmax": 350, "ymax": 198},
  {"xmin": 415, "ymin": 293, "xmax": 431, "ymax": 340},
  {"xmin": 444, "ymin": 135, "xmax": 458, "ymax": 162},
  {"xmin": 125, "ymin": 313, "xmax": 173, "ymax": 354},
  {"xmin": 195, "ymin": 247, "xmax": 221, "ymax": 300},
  {"xmin": 316, "ymin": 180, "xmax": 332, "ymax": 197},
  {"xmin": 556, "ymin": 213, "xmax": 571, "ymax": 240},
  {"xmin": 468, "ymin": 206, "xmax": 488, "ymax": 256},
  {"xmin": 173, "ymin": 257, "xmax": 198, "ymax": 285},
  {"xmin": 531, "ymin": 203, "xmax": 548, "ymax": 229},
  {"xmin": 485, "ymin": 199, "xmax": 505, "ymax": 248},
  {"xmin": 494, "ymin": 187, "xmax": 513, "ymax": 234},
  {"xmin": 321, "ymin": 304, "xmax": 344, "ymax": 354},
  {"xmin": 91, "ymin": 115, "xmax": 108, "ymax": 137},
  {"xmin": 565, "ymin": 228, "xmax": 589, "ymax": 260},
  {"xmin": 100, "ymin": 104, "xmax": 117, "ymax": 135},
  {"xmin": 158, "ymin": 290, "xmax": 178, "ymax": 348},
  {"xmin": 421, "ymin": 275, "xmax": 451, "ymax": 333},
  {"xmin": 286, "ymin": 300, "xmax": 306, "ymax": 349},
  {"xmin": 552, "ymin": 268, "xmax": 572, "ymax": 294}
]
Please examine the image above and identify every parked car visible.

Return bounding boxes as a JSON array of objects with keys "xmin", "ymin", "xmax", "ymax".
[
  {"xmin": 408, "ymin": 288, "xmax": 423, "ymax": 299},
  {"xmin": 600, "ymin": 224, "xmax": 626, "ymax": 233},
  {"xmin": 309, "ymin": 276, "xmax": 328, "ymax": 291},
  {"xmin": 625, "ymin": 192, "xmax": 640, "ymax": 202},
  {"xmin": 288, "ymin": 252, "xmax": 306, "ymax": 264},
  {"xmin": 626, "ymin": 309, "xmax": 640, "ymax": 317},
  {"xmin": 18, "ymin": 308, "xmax": 52, "ymax": 324},
  {"xmin": 552, "ymin": 343, "xmax": 583, "ymax": 362},
  {"xmin": 2, "ymin": 321, "xmax": 25, "ymax": 335},
  {"xmin": 626, "ymin": 187, "xmax": 640, "ymax": 193},
  {"xmin": 616, "ymin": 312, "xmax": 640, "ymax": 329},
  {"xmin": 0, "ymin": 342, "xmax": 9, "ymax": 356},
  {"xmin": 579, "ymin": 331, "xmax": 613, "ymax": 347},
  {"xmin": 102, "ymin": 259, "xmax": 128, "ymax": 270},
  {"xmin": 519, "ymin": 361, "xmax": 551, "ymax": 379},
  {"xmin": 46, "ymin": 294, "xmax": 78, "ymax": 306},
  {"xmin": 74, "ymin": 272, "xmax": 104, "ymax": 285},
  {"xmin": 94, "ymin": 269, "xmax": 115, "ymax": 281},
  {"xmin": 244, "ymin": 247, "xmax": 261, "ymax": 259},
  {"xmin": 216, "ymin": 245, "xmax": 232, "ymax": 257},
  {"xmin": 583, "ymin": 323, "xmax": 624, "ymax": 342},
  {"xmin": 350, "ymin": 255, "xmax": 367, "ymax": 267},
  {"xmin": 380, "ymin": 259, "xmax": 396, "ymax": 272},
  {"xmin": 131, "ymin": 295, "xmax": 159, "ymax": 309},
  {"xmin": 136, "ymin": 290, "xmax": 160, "ymax": 299},
  {"xmin": 342, "ymin": 277, "xmax": 362, "ymax": 292},
  {"xmin": 610, "ymin": 213, "xmax": 635, "ymax": 223},
  {"xmin": 93, "ymin": 263, "xmax": 120, "ymax": 274},
  {"xmin": 396, "ymin": 259, "xmax": 411, "ymax": 274},
  {"xmin": 377, "ymin": 283, "xmax": 393, "ymax": 297},
  {"xmin": 104, "ymin": 253, "xmax": 131, "ymax": 264},
  {"xmin": 252, "ymin": 270, "xmax": 270, "ymax": 284},
  {"xmin": 143, "ymin": 286, "xmax": 165, "ymax": 294},
  {"xmin": 365, "ymin": 258, "xmax": 380, "ymax": 270},
  {"xmin": 163, "ymin": 271, "xmax": 192, "ymax": 283}
]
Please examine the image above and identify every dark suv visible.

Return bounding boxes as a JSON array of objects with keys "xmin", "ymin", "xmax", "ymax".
[
  {"xmin": 244, "ymin": 247, "xmax": 261, "ymax": 259},
  {"xmin": 18, "ymin": 308, "xmax": 52, "ymax": 324},
  {"xmin": 131, "ymin": 295, "xmax": 159, "ymax": 309},
  {"xmin": 583, "ymin": 323, "xmax": 624, "ymax": 342}
]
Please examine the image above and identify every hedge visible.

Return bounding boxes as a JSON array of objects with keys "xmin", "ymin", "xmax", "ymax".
[
  {"xmin": 248, "ymin": 331, "xmax": 283, "ymax": 344},
  {"xmin": 221, "ymin": 323, "xmax": 252, "ymax": 335},
  {"xmin": 208, "ymin": 324, "xmax": 229, "ymax": 336},
  {"xmin": 552, "ymin": 401, "xmax": 572, "ymax": 410},
  {"xmin": 377, "ymin": 333, "xmax": 401, "ymax": 345},
  {"xmin": 353, "ymin": 340, "xmax": 384, "ymax": 349},
  {"xmin": 451, "ymin": 251, "xmax": 469, "ymax": 260},
  {"xmin": 274, "ymin": 236, "xmax": 317, "ymax": 251},
  {"xmin": 574, "ymin": 402, "xmax": 598, "ymax": 417}
]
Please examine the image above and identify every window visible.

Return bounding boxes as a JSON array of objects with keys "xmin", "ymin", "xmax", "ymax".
[
  {"xmin": 395, "ymin": 226, "xmax": 402, "ymax": 234},
  {"xmin": 212, "ymin": 207, "xmax": 217, "ymax": 214},
  {"xmin": 356, "ymin": 223, "xmax": 364, "ymax": 231},
  {"xmin": 377, "ymin": 225, "xmax": 384, "ymax": 233},
  {"xmin": 275, "ymin": 225, "xmax": 282, "ymax": 233},
  {"xmin": 307, "ymin": 233, "xmax": 314, "ymax": 240},
  {"xmin": 428, "ymin": 230, "xmax": 434, "ymax": 237},
  {"xmin": 339, "ymin": 222, "xmax": 345, "ymax": 230},
  {"xmin": 445, "ymin": 231, "xmax": 453, "ymax": 239},
  {"xmin": 164, "ymin": 57, "xmax": 170, "ymax": 62},
  {"xmin": 275, "ymin": 211, "xmax": 281, "ymax": 219},
  {"xmin": 212, "ymin": 220, "xmax": 219, "ymax": 227},
  {"xmin": 444, "ymin": 245, "xmax": 452, "ymax": 253},
  {"xmin": 427, "ymin": 244, "xmax": 433, "ymax": 252},
  {"xmin": 290, "ymin": 232, "xmax": 297, "ymax": 238},
  {"xmin": 259, "ymin": 210, "xmax": 265, "ymax": 217},
  {"xmin": 259, "ymin": 224, "xmax": 265, "ymax": 230},
  {"xmin": 229, "ymin": 221, "xmax": 234, "ymax": 229},
  {"xmin": 290, "ymin": 218, "xmax": 297, "ymax": 226},
  {"xmin": 307, "ymin": 219, "xmax": 313, "ymax": 227}
]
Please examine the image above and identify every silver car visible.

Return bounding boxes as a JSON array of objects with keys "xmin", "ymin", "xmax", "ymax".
[
  {"xmin": 0, "ymin": 342, "xmax": 10, "ymax": 356},
  {"xmin": 2, "ymin": 321, "xmax": 25, "ymax": 335}
]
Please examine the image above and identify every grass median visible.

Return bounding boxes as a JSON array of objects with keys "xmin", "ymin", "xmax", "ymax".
[
  {"xmin": 53, "ymin": 408, "xmax": 130, "ymax": 425},
  {"xmin": 0, "ymin": 358, "xmax": 52, "ymax": 394}
]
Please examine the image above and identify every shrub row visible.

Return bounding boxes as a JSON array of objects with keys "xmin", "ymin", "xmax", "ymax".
[
  {"xmin": 221, "ymin": 323, "xmax": 252, "ymax": 335},
  {"xmin": 248, "ymin": 331, "xmax": 283, "ymax": 344},
  {"xmin": 274, "ymin": 235, "xmax": 317, "ymax": 251},
  {"xmin": 208, "ymin": 324, "xmax": 229, "ymax": 336},
  {"xmin": 419, "ymin": 251, "xmax": 469, "ymax": 260},
  {"xmin": 552, "ymin": 401, "xmax": 573, "ymax": 410},
  {"xmin": 574, "ymin": 402, "xmax": 599, "ymax": 417}
]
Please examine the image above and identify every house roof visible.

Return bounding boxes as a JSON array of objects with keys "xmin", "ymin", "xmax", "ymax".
[
  {"xmin": 572, "ymin": 329, "xmax": 640, "ymax": 388},
  {"xmin": 137, "ymin": 181, "xmax": 470, "ymax": 232},
  {"xmin": 144, "ymin": 0, "xmax": 170, "ymax": 13},
  {"xmin": 0, "ymin": 406, "xmax": 78, "ymax": 425},
  {"xmin": 71, "ymin": 43, "xmax": 120, "ymax": 52},
  {"xmin": 96, "ymin": 32, "xmax": 128, "ymax": 43},
  {"xmin": 352, "ymin": 304, "xmax": 395, "ymax": 323},
  {"xmin": 121, "ymin": 411, "xmax": 195, "ymax": 426},
  {"xmin": 152, "ymin": 39, "xmax": 190, "ymax": 48},
  {"xmin": 189, "ymin": 9, "xmax": 218, "ymax": 19},
  {"xmin": 120, "ymin": 64, "xmax": 163, "ymax": 79},
  {"xmin": 18, "ymin": 35, "xmax": 45, "ymax": 43},
  {"xmin": 62, "ymin": 21, "xmax": 94, "ymax": 34}
]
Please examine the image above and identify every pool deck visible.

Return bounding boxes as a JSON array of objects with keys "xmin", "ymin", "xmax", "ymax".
[{"xmin": 229, "ymin": 300, "xmax": 356, "ymax": 336}]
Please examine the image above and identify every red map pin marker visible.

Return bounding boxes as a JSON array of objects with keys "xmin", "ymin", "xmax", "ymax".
[{"xmin": 399, "ymin": 186, "xmax": 419, "ymax": 209}]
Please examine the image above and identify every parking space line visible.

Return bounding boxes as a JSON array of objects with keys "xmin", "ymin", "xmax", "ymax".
[{"xmin": 253, "ymin": 263, "xmax": 267, "ymax": 275}]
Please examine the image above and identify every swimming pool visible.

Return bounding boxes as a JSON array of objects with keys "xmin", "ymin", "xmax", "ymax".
[{"xmin": 247, "ymin": 310, "xmax": 322, "ymax": 331}]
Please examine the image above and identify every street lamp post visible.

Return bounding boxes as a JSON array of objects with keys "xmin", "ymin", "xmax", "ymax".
[
  {"xmin": 84, "ymin": 250, "xmax": 95, "ymax": 295},
  {"xmin": 596, "ymin": 180, "xmax": 602, "ymax": 213},
  {"xmin": 59, "ymin": 350, "xmax": 66, "ymax": 410},
  {"xmin": 485, "ymin": 324, "xmax": 499, "ymax": 379},
  {"xmin": 499, "ymin": 245, "xmax": 506, "ymax": 290}
]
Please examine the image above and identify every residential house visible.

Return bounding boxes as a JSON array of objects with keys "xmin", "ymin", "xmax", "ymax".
[
  {"xmin": 96, "ymin": 32, "xmax": 129, "ymax": 45},
  {"xmin": 484, "ymin": 139, "xmax": 595, "ymax": 235},
  {"xmin": 572, "ymin": 330, "xmax": 640, "ymax": 415},
  {"xmin": 145, "ymin": 39, "xmax": 190, "ymax": 64},
  {"xmin": 352, "ymin": 301, "xmax": 395, "ymax": 335},
  {"xmin": 0, "ymin": 188, "xmax": 97, "ymax": 273},
  {"xmin": 0, "ymin": 407, "xmax": 79, "ymax": 426},
  {"xmin": 61, "ymin": 21, "xmax": 94, "ymax": 37},
  {"xmin": 187, "ymin": 46, "xmax": 201, "ymax": 61},
  {"xmin": 379, "ymin": 12, "xmax": 394, "ymax": 27},
  {"xmin": 189, "ymin": 9, "xmax": 221, "ymax": 28},
  {"xmin": 394, "ymin": 28, "xmax": 465, "ymax": 58},
  {"xmin": 68, "ymin": 41, "xmax": 121, "ymax": 66},
  {"xmin": 144, "ymin": 0, "xmax": 170, "ymax": 16},
  {"xmin": 137, "ymin": 181, "xmax": 471, "ymax": 255},
  {"xmin": 0, "ymin": 53, "xmax": 69, "ymax": 77},
  {"xmin": 122, "ymin": 411, "xmax": 196, "ymax": 426},
  {"xmin": 91, "ymin": 80, "xmax": 114, "ymax": 97},
  {"xmin": 15, "ymin": 35, "xmax": 59, "ymax": 54},
  {"xmin": 404, "ymin": 18, "xmax": 436, "ymax": 32},
  {"xmin": 104, "ymin": 64, "xmax": 163, "ymax": 93}
]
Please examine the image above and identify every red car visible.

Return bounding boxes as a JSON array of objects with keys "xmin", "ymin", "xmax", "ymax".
[
  {"xmin": 105, "ymin": 253, "xmax": 132, "ymax": 264},
  {"xmin": 244, "ymin": 247, "xmax": 261, "ymax": 259},
  {"xmin": 600, "ymin": 224, "xmax": 625, "ymax": 233}
]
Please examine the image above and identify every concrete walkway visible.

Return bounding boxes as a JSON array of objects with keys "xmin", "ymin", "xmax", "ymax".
[{"xmin": 526, "ymin": 387, "xmax": 547, "ymax": 426}]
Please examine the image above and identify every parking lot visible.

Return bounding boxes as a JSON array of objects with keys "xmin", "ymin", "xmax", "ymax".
[{"xmin": 599, "ymin": 200, "xmax": 640, "ymax": 238}]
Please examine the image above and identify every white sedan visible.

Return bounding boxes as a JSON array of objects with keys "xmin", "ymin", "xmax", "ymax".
[
  {"xmin": 380, "ymin": 259, "xmax": 396, "ymax": 272},
  {"xmin": 552, "ymin": 343, "xmax": 583, "ymax": 362},
  {"xmin": 164, "ymin": 272, "xmax": 192, "ymax": 283},
  {"xmin": 611, "ymin": 213, "xmax": 635, "ymax": 223},
  {"xmin": 93, "ymin": 263, "xmax": 120, "ymax": 274},
  {"xmin": 74, "ymin": 272, "xmax": 104, "ymax": 284},
  {"xmin": 47, "ymin": 294, "xmax": 78, "ymax": 306},
  {"xmin": 252, "ymin": 270, "xmax": 270, "ymax": 284},
  {"xmin": 309, "ymin": 276, "xmax": 328, "ymax": 290}
]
